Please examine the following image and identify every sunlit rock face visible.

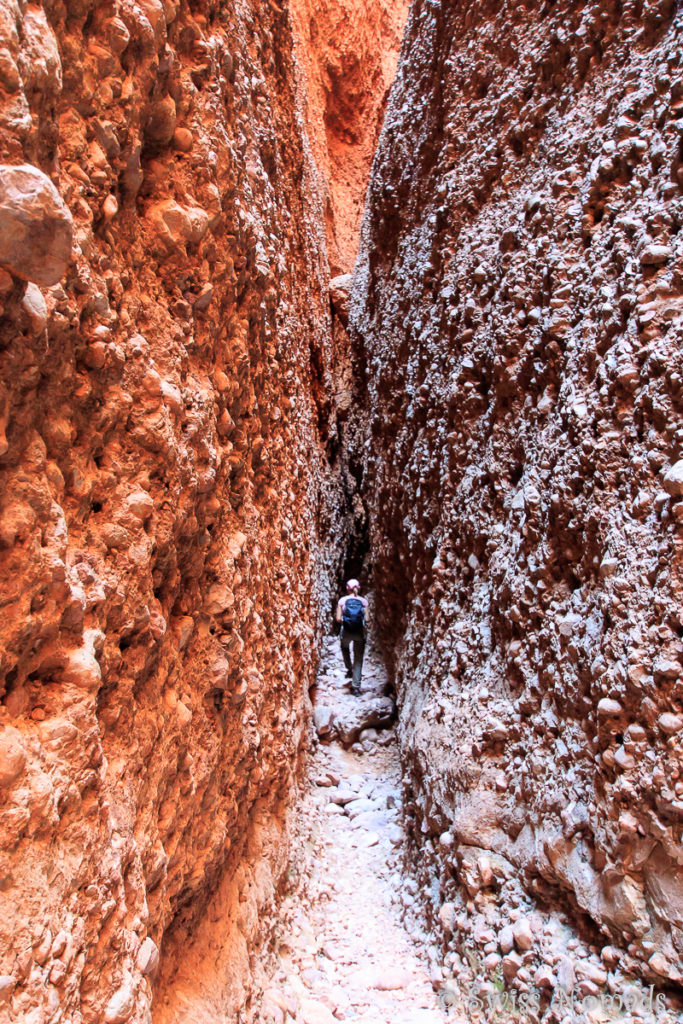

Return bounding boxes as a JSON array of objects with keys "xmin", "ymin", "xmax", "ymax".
[
  {"xmin": 0, "ymin": 0, "xmax": 350, "ymax": 1020},
  {"xmin": 352, "ymin": 0, "xmax": 683, "ymax": 987},
  {"xmin": 291, "ymin": 0, "xmax": 409, "ymax": 276}
]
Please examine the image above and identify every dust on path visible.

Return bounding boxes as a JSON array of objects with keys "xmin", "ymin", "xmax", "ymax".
[{"xmin": 259, "ymin": 634, "xmax": 451, "ymax": 1024}]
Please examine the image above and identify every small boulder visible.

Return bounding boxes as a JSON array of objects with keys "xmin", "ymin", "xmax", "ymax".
[
  {"xmin": 125, "ymin": 488, "xmax": 154, "ymax": 521},
  {"xmin": 483, "ymin": 716, "xmax": 508, "ymax": 741},
  {"xmin": 502, "ymin": 951, "xmax": 522, "ymax": 981},
  {"xmin": 576, "ymin": 960, "xmax": 607, "ymax": 986},
  {"xmin": 438, "ymin": 901, "xmax": 457, "ymax": 934},
  {"xmin": 0, "ymin": 164, "xmax": 73, "ymax": 285},
  {"xmin": 173, "ymin": 127, "xmax": 193, "ymax": 152},
  {"xmin": 299, "ymin": 998, "xmax": 336, "ymax": 1024},
  {"xmin": 556, "ymin": 956, "xmax": 576, "ymax": 992},
  {"xmin": 534, "ymin": 965, "xmax": 556, "ymax": 988},
  {"xmin": 329, "ymin": 273, "xmax": 352, "ymax": 325},
  {"xmin": 313, "ymin": 705, "xmax": 334, "ymax": 738},
  {"xmin": 333, "ymin": 696, "xmax": 395, "ymax": 745},
  {"xmin": 512, "ymin": 916, "xmax": 533, "ymax": 951}
]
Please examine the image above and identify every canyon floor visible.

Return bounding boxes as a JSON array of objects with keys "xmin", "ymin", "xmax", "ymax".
[{"xmin": 259, "ymin": 635, "xmax": 450, "ymax": 1024}]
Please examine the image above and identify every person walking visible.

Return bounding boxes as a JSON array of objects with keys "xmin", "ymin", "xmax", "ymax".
[{"xmin": 335, "ymin": 579, "xmax": 368, "ymax": 695}]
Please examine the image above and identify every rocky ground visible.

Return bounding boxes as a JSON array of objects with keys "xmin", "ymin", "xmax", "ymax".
[{"xmin": 259, "ymin": 633, "xmax": 449, "ymax": 1024}]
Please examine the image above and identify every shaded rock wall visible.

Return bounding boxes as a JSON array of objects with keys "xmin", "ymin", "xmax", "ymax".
[
  {"xmin": 0, "ymin": 0, "xmax": 350, "ymax": 1021},
  {"xmin": 352, "ymin": 0, "xmax": 683, "ymax": 987},
  {"xmin": 290, "ymin": 0, "xmax": 409, "ymax": 276}
]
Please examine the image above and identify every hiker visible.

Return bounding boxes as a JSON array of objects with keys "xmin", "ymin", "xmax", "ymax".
[{"xmin": 335, "ymin": 579, "xmax": 368, "ymax": 694}]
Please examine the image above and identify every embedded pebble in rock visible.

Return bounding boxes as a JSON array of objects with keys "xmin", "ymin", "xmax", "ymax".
[
  {"xmin": 0, "ymin": 164, "xmax": 73, "ymax": 285},
  {"xmin": 663, "ymin": 460, "xmax": 683, "ymax": 498},
  {"xmin": 20, "ymin": 283, "xmax": 48, "ymax": 335},
  {"xmin": 658, "ymin": 712, "xmax": 683, "ymax": 735}
]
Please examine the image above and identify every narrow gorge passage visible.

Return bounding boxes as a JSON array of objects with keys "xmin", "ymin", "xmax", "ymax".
[
  {"xmin": 260, "ymin": 634, "xmax": 448, "ymax": 1024},
  {"xmin": 1, "ymin": 0, "xmax": 683, "ymax": 1022}
]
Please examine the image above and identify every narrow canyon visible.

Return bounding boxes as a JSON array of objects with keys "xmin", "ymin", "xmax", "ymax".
[{"xmin": 0, "ymin": 0, "xmax": 682, "ymax": 1022}]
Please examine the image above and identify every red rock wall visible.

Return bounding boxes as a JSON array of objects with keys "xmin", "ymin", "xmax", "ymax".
[
  {"xmin": 352, "ymin": 0, "xmax": 683, "ymax": 988},
  {"xmin": 0, "ymin": 0, "xmax": 348, "ymax": 1021},
  {"xmin": 290, "ymin": 0, "xmax": 409, "ymax": 276}
]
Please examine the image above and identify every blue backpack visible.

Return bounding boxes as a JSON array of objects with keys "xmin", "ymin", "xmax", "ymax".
[{"xmin": 342, "ymin": 597, "xmax": 365, "ymax": 631}]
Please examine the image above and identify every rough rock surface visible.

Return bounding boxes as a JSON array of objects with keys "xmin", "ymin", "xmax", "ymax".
[
  {"xmin": 0, "ymin": 1, "xmax": 353, "ymax": 1022},
  {"xmin": 290, "ymin": 0, "xmax": 409, "ymax": 275},
  {"xmin": 352, "ymin": 0, "xmax": 683, "ymax": 992}
]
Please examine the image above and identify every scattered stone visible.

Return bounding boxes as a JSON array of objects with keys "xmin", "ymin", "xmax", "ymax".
[
  {"xmin": 533, "ymin": 965, "xmax": 555, "ymax": 988},
  {"xmin": 512, "ymin": 917, "xmax": 533, "ymax": 951},
  {"xmin": 173, "ymin": 127, "xmax": 194, "ymax": 152},
  {"xmin": 502, "ymin": 951, "xmax": 523, "ymax": 981},
  {"xmin": 145, "ymin": 94, "xmax": 177, "ymax": 146},
  {"xmin": 576, "ymin": 960, "xmax": 607, "ymax": 986},
  {"xmin": 328, "ymin": 788, "xmax": 358, "ymax": 805},
  {"xmin": 313, "ymin": 706, "xmax": 334, "ymax": 738},
  {"xmin": 556, "ymin": 956, "xmax": 576, "ymax": 992},
  {"xmin": 498, "ymin": 924, "xmax": 514, "ymax": 954},
  {"xmin": 299, "ymin": 998, "xmax": 336, "ymax": 1024},
  {"xmin": 332, "ymin": 696, "xmax": 395, "ymax": 745}
]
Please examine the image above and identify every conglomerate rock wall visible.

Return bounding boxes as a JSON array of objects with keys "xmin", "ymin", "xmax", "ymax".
[
  {"xmin": 352, "ymin": 0, "xmax": 683, "ymax": 989},
  {"xmin": 0, "ymin": 0, "xmax": 350, "ymax": 1021}
]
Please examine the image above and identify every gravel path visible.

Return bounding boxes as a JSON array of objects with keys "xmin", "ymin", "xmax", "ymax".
[{"xmin": 259, "ymin": 634, "xmax": 450, "ymax": 1024}]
